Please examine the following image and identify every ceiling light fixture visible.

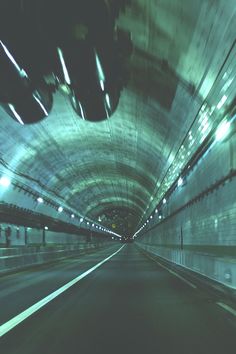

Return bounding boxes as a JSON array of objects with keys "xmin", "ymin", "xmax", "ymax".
[
  {"xmin": 217, "ymin": 95, "xmax": 227, "ymax": 110},
  {"xmin": 177, "ymin": 177, "xmax": 183, "ymax": 187},
  {"xmin": 215, "ymin": 120, "xmax": 231, "ymax": 141},
  {"xmin": 0, "ymin": 176, "xmax": 11, "ymax": 187}
]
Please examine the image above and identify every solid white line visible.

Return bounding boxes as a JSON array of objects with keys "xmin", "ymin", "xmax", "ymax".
[
  {"xmin": 0, "ymin": 245, "xmax": 125, "ymax": 338},
  {"xmin": 146, "ymin": 254, "xmax": 197, "ymax": 289},
  {"xmin": 217, "ymin": 302, "xmax": 236, "ymax": 317}
]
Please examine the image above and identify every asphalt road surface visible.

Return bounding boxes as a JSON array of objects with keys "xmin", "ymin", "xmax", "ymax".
[{"xmin": 0, "ymin": 244, "xmax": 235, "ymax": 354}]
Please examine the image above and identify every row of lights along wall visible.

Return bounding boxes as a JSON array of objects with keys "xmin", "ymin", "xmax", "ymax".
[
  {"xmin": 0, "ymin": 176, "xmax": 122, "ymax": 239},
  {"xmin": 133, "ymin": 111, "xmax": 236, "ymax": 239}
]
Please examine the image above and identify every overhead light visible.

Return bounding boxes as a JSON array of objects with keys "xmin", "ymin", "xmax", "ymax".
[
  {"xmin": 58, "ymin": 206, "xmax": 63, "ymax": 213},
  {"xmin": 60, "ymin": 84, "xmax": 70, "ymax": 94},
  {"xmin": 155, "ymin": 209, "xmax": 158, "ymax": 214},
  {"xmin": 177, "ymin": 177, "xmax": 183, "ymax": 187},
  {"xmin": 217, "ymin": 95, "xmax": 227, "ymax": 110},
  {"xmin": 44, "ymin": 226, "xmax": 48, "ymax": 230},
  {"xmin": 95, "ymin": 52, "xmax": 105, "ymax": 82},
  {"xmin": 92, "ymin": 223, "xmax": 94, "ymax": 227},
  {"xmin": 87, "ymin": 222, "xmax": 89, "ymax": 225},
  {"xmin": 33, "ymin": 94, "xmax": 48, "ymax": 116},
  {"xmin": 80, "ymin": 217, "xmax": 84, "ymax": 222},
  {"xmin": 105, "ymin": 94, "xmax": 111, "ymax": 109},
  {"xmin": 78, "ymin": 102, "xmax": 85, "ymax": 120},
  {"xmin": 71, "ymin": 214, "xmax": 75, "ymax": 218},
  {"xmin": 0, "ymin": 176, "xmax": 11, "ymax": 187},
  {"xmin": 100, "ymin": 80, "xmax": 104, "ymax": 91},
  {"xmin": 0, "ymin": 40, "xmax": 28, "ymax": 78},
  {"xmin": 57, "ymin": 47, "xmax": 71, "ymax": 85},
  {"xmin": 37, "ymin": 197, "xmax": 44, "ymax": 203},
  {"xmin": 163, "ymin": 198, "xmax": 167, "ymax": 204},
  {"xmin": 215, "ymin": 120, "xmax": 231, "ymax": 141},
  {"xmin": 159, "ymin": 215, "xmax": 162, "ymax": 220},
  {"xmin": 8, "ymin": 104, "xmax": 24, "ymax": 125}
]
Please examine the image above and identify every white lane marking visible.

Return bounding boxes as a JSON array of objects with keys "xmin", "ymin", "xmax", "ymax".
[
  {"xmin": 146, "ymin": 254, "xmax": 197, "ymax": 289},
  {"xmin": 0, "ymin": 245, "xmax": 125, "ymax": 337},
  {"xmin": 217, "ymin": 302, "xmax": 236, "ymax": 317}
]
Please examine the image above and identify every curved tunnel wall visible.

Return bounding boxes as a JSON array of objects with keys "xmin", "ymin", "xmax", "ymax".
[{"xmin": 138, "ymin": 128, "xmax": 236, "ymax": 291}]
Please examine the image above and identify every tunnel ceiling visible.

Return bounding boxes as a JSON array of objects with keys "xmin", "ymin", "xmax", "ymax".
[{"xmin": 0, "ymin": 0, "xmax": 235, "ymax": 234}]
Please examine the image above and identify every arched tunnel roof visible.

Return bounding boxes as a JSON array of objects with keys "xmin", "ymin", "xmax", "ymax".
[{"xmin": 0, "ymin": 0, "xmax": 235, "ymax": 236}]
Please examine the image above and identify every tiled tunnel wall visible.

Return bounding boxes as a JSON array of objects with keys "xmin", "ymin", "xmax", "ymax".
[
  {"xmin": 0, "ymin": 224, "xmax": 89, "ymax": 246},
  {"xmin": 138, "ymin": 130, "xmax": 236, "ymax": 290},
  {"xmin": 0, "ymin": 223, "xmax": 115, "ymax": 274}
]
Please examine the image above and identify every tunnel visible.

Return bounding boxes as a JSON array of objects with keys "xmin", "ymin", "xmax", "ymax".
[{"xmin": 0, "ymin": 1, "xmax": 236, "ymax": 353}]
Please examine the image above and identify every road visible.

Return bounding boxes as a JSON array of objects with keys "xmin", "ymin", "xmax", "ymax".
[{"xmin": 0, "ymin": 244, "xmax": 235, "ymax": 354}]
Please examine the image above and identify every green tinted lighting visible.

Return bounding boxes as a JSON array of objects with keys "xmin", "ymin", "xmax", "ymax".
[{"xmin": 215, "ymin": 120, "xmax": 231, "ymax": 141}]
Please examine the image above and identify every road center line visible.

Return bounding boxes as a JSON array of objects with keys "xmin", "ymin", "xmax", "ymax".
[{"xmin": 0, "ymin": 245, "xmax": 125, "ymax": 338}]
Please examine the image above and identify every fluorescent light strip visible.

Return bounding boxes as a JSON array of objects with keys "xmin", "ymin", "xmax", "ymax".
[
  {"xmin": 100, "ymin": 80, "xmax": 104, "ymax": 91},
  {"xmin": 33, "ymin": 95, "xmax": 48, "ymax": 116},
  {"xmin": 0, "ymin": 41, "xmax": 28, "ymax": 79},
  {"xmin": 95, "ymin": 52, "xmax": 105, "ymax": 81},
  {"xmin": 8, "ymin": 104, "xmax": 24, "ymax": 125},
  {"xmin": 0, "ymin": 41, "xmax": 21, "ymax": 72},
  {"xmin": 105, "ymin": 94, "xmax": 111, "ymax": 109},
  {"xmin": 57, "ymin": 47, "xmax": 71, "ymax": 85},
  {"xmin": 79, "ymin": 102, "xmax": 85, "ymax": 120},
  {"xmin": 217, "ymin": 95, "xmax": 227, "ymax": 110},
  {"xmin": 0, "ymin": 245, "xmax": 125, "ymax": 337}
]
